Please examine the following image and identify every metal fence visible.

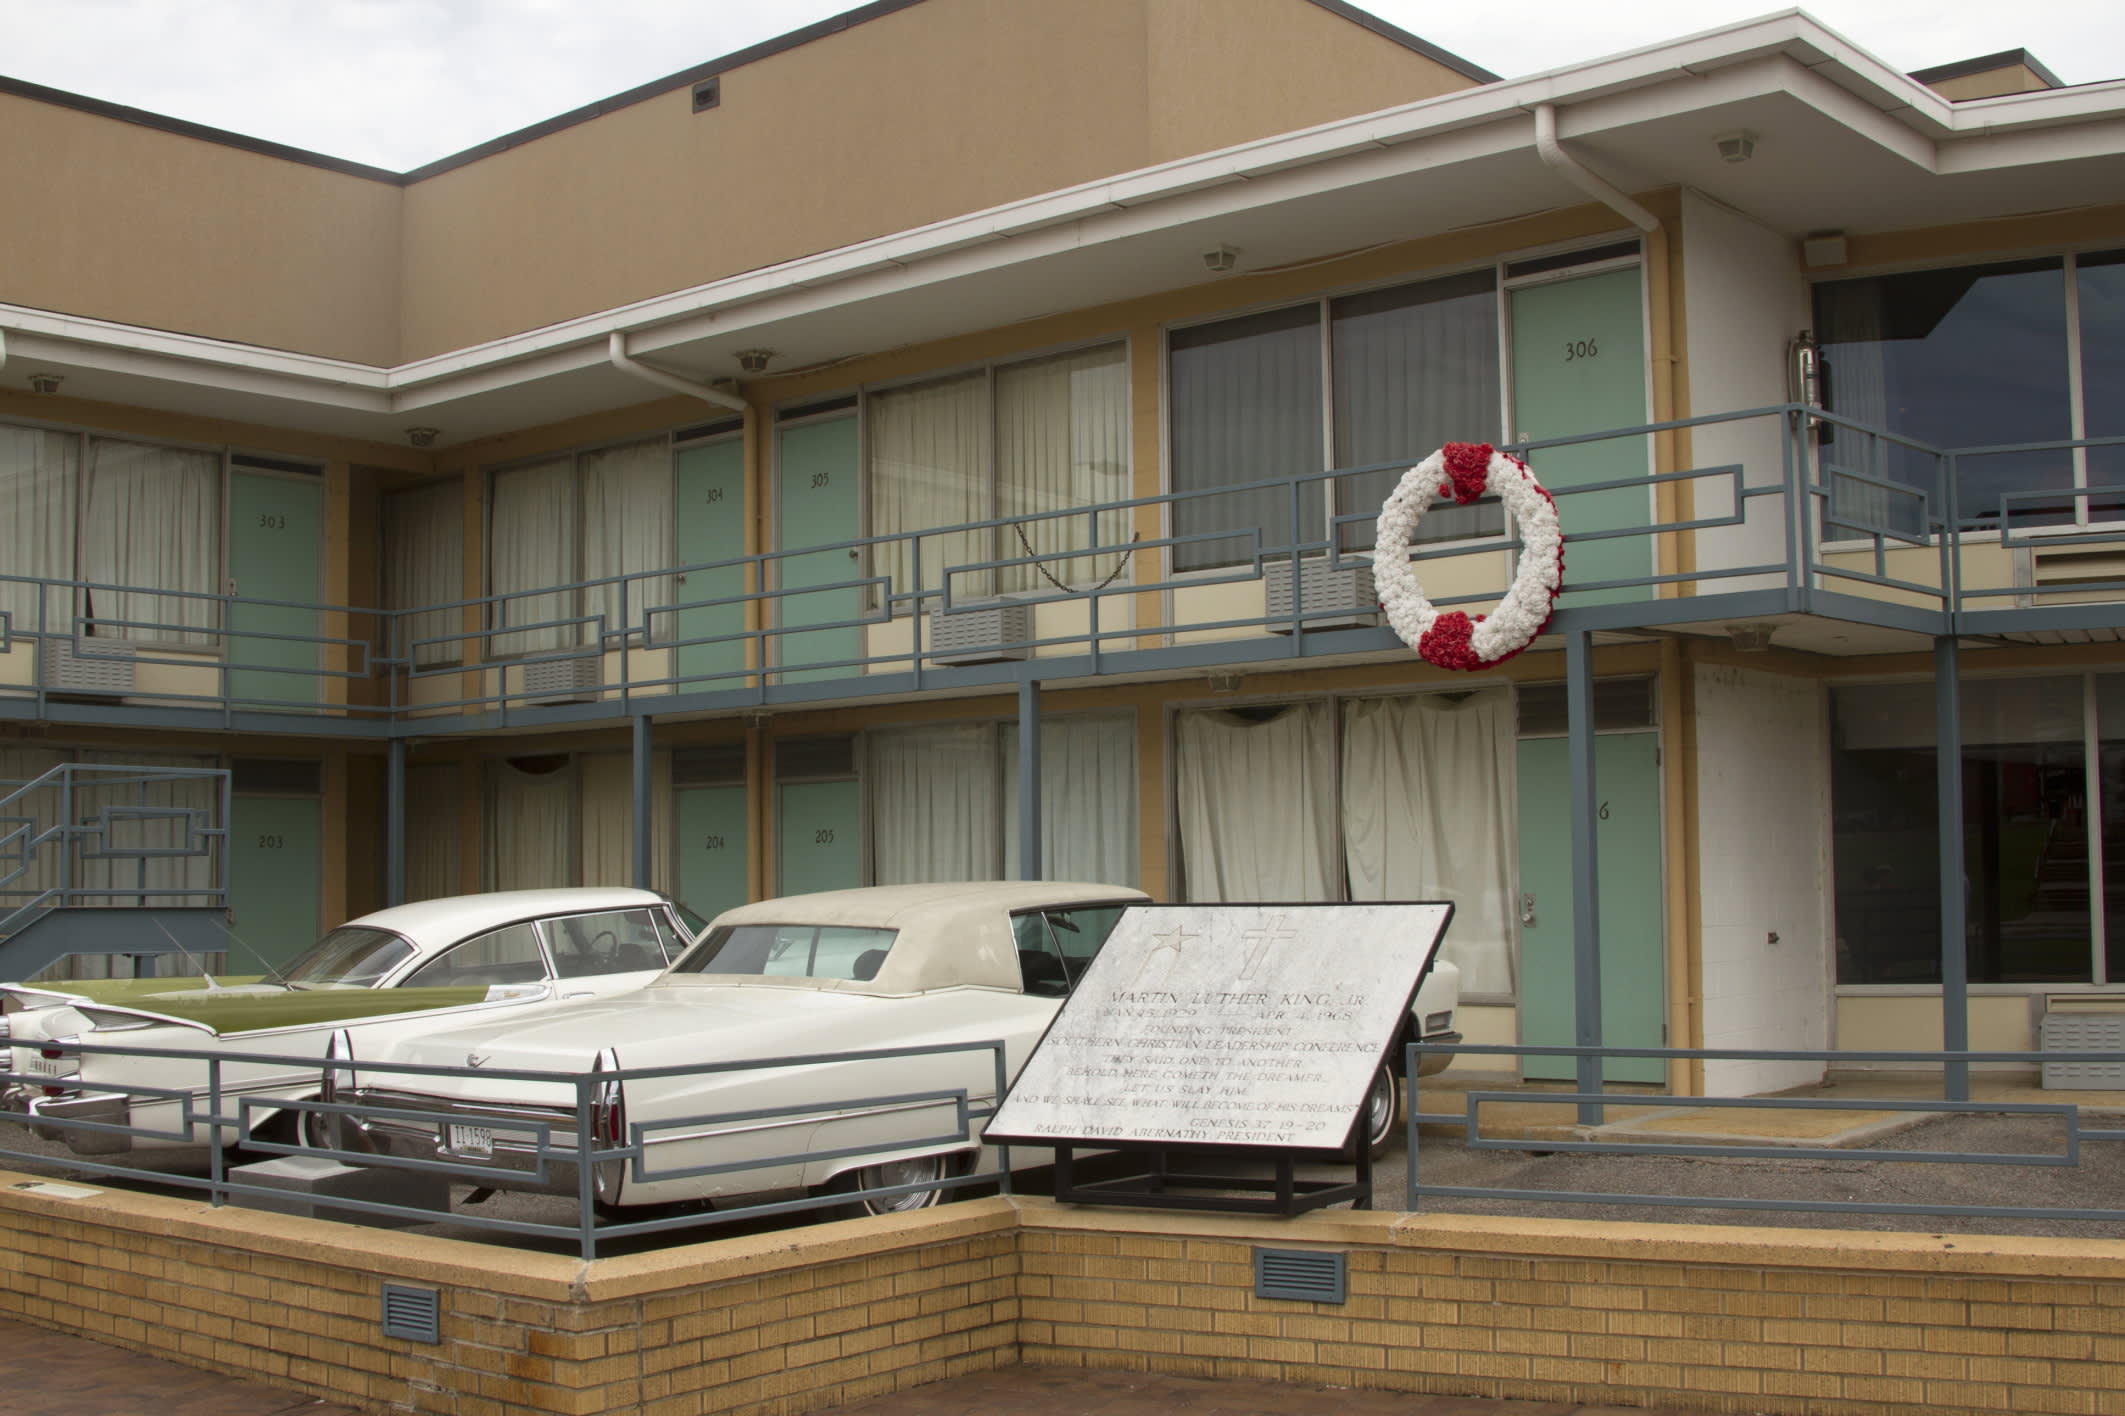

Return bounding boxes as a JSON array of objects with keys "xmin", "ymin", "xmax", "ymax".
[
  {"xmin": 6, "ymin": 407, "xmax": 2123, "ymax": 728},
  {"xmin": 1, "ymin": 1032, "xmax": 1014, "ymax": 1261},
  {"xmin": 1404, "ymin": 1039, "xmax": 2125, "ymax": 1225}
]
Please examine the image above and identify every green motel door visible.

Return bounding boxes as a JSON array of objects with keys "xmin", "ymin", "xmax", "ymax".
[
  {"xmin": 673, "ymin": 437, "xmax": 747, "ymax": 692},
  {"xmin": 773, "ymin": 413, "xmax": 862, "ymax": 684},
  {"xmin": 674, "ymin": 784, "xmax": 749, "ymax": 924},
  {"xmin": 227, "ymin": 467, "xmax": 325, "ymax": 708},
  {"xmin": 1509, "ymin": 261, "xmax": 1653, "ymax": 606},
  {"xmin": 228, "ymin": 792, "xmax": 323, "ymax": 974},
  {"xmin": 1515, "ymin": 731, "xmax": 1665, "ymax": 1083}
]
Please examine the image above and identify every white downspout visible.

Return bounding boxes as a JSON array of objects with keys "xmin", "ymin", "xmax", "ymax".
[
  {"xmin": 607, "ymin": 330, "xmax": 748, "ymax": 412},
  {"xmin": 1533, "ymin": 103, "xmax": 1660, "ymax": 234}
]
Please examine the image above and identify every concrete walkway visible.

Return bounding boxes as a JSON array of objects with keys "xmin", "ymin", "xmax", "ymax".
[{"xmin": 0, "ymin": 1318, "xmax": 1710, "ymax": 1416}]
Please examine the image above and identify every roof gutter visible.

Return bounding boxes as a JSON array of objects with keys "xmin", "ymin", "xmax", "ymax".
[
  {"xmin": 1532, "ymin": 103, "xmax": 1660, "ymax": 233},
  {"xmin": 606, "ymin": 331, "xmax": 747, "ymax": 412}
]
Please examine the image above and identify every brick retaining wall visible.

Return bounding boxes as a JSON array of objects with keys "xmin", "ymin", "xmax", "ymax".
[{"xmin": 2, "ymin": 1168, "xmax": 2120, "ymax": 1415}]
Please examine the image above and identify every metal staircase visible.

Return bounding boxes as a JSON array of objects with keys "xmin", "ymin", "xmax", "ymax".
[{"xmin": 0, "ymin": 763, "xmax": 232, "ymax": 981}]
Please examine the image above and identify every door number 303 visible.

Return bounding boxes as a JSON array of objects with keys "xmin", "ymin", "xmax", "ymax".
[{"xmin": 1563, "ymin": 338, "xmax": 1599, "ymax": 361}]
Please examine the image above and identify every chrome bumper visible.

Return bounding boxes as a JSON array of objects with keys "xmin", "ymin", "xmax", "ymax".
[
  {"xmin": 346, "ymin": 1089, "xmax": 585, "ymax": 1196},
  {"xmin": 1413, "ymin": 1031, "xmax": 1463, "ymax": 1077}
]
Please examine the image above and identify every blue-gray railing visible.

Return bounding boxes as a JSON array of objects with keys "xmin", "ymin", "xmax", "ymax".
[
  {"xmin": 4, "ymin": 406, "xmax": 2123, "ymax": 728},
  {"xmin": 0, "ymin": 763, "xmax": 232, "ymax": 939},
  {"xmin": 1404, "ymin": 1039, "xmax": 2125, "ymax": 1225},
  {"xmin": 0, "ymin": 1031, "xmax": 1013, "ymax": 1262}
]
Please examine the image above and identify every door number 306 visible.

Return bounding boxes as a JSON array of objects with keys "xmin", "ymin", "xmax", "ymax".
[{"xmin": 1563, "ymin": 338, "xmax": 1599, "ymax": 361}]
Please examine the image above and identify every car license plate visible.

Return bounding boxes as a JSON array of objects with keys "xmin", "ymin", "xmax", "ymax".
[{"xmin": 446, "ymin": 1124, "xmax": 494, "ymax": 1159}]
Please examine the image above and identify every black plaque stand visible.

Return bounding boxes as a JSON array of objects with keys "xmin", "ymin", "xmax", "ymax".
[{"xmin": 1046, "ymin": 1135, "xmax": 1371, "ymax": 1216}]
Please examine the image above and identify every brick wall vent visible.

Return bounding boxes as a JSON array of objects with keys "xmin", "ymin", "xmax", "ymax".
[
  {"xmin": 380, "ymin": 1283, "xmax": 441, "ymax": 1344},
  {"xmin": 1253, "ymin": 1247, "xmax": 1346, "ymax": 1304}
]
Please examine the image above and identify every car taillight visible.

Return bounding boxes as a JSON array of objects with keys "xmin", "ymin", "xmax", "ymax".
[
  {"xmin": 590, "ymin": 1048, "xmax": 625, "ymax": 1203},
  {"xmin": 40, "ymin": 1047, "xmax": 68, "ymax": 1097}
]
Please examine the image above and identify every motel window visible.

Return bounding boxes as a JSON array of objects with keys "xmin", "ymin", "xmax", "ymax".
[
  {"xmin": 1167, "ymin": 269, "xmax": 1502, "ymax": 572},
  {"xmin": 866, "ymin": 713, "xmax": 1137, "ymax": 887},
  {"xmin": 488, "ymin": 436, "xmax": 675, "ymax": 656},
  {"xmin": 1831, "ymin": 675, "xmax": 2121, "ymax": 985},
  {"xmin": 484, "ymin": 750, "xmax": 674, "ymax": 895},
  {"xmin": 0, "ymin": 423, "xmax": 227, "ymax": 648},
  {"xmin": 1814, "ymin": 248, "xmax": 2124, "ymax": 535},
  {"xmin": 865, "ymin": 342, "xmax": 1130, "ymax": 603},
  {"xmin": 382, "ymin": 478, "xmax": 465, "ymax": 667}
]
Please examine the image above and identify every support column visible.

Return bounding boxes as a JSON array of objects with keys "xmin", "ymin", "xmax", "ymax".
[
  {"xmin": 1567, "ymin": 630, "xmax": 1604, "ymax": 1125},
  {"xmin": 1017, "ymin": 679, "xmax": 1041, "ymax": 881},
  {"xmin": 633, "ymin": 713, "xmax": 654, "ymax": 891},
  {"xmin": 385, "ymin": 738, "xmax": 406, "ymax": 907},
  {"xmin": 1937, "ymin": 636, "xmax": 1969, "ymax": 1101}
]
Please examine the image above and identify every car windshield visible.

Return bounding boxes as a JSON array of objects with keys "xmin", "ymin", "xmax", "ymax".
[
  {"xmin": 281, "ymin": 926, "xmax": 417, "ymax": 988},
  {"xmin": 674, "ymin": 924, "xmax": 899, "ymax": 981}
]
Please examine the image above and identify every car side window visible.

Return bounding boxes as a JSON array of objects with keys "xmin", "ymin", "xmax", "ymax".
[
  {"xmin": 545, "ymin": 908, "xmax": 669, "ymax": 980},
  {"xmin": 1044, "ymin": 905, "xmax": 1131, "ymax": 986},
  {"xmin": 1013, "ymin": 912, "xmax": 1070, "ymax": 998},
  {"xmin": 676, "ymin": 924, "xmax": 898, "ymax": 980},
  {"xmin": 404, "ymin": 922, "xmax": 545, "ymax": 988}
]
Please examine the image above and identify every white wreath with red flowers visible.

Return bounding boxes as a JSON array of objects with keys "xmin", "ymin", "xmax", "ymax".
[{"xmin": 1373, "ymin": 442, "xmax": 1565, "ymax": 672}]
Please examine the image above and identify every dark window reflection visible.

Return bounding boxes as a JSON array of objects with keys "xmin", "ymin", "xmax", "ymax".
[
  {"xmin": 1815, "ymin": 259, "xmax": 2071, "ymax": 532},
  {"xmin": 1833, "ymin": 680, "xmax": 2092, "ymax": 984},
  {"xmin": 2082, "ymin": 250, "xmax": 2125, "ymax": 518}
]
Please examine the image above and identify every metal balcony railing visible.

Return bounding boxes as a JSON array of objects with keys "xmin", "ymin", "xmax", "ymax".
[
  {"xmin": 4, "ymin": 407, "xmax": 2123, "ymax": 730},
  {"xmin": 0, "ymin": 763, "xmax": 232, "ymax": 940}
]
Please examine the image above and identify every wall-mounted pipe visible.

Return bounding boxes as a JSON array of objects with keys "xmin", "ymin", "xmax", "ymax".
[
  {"xmin": 607, "ymin": 331, "xmax": 747, "ymax": 412},
  {"xmin": 1533, "ymin": 103, "xmax": 1660, "ymax": 234}
]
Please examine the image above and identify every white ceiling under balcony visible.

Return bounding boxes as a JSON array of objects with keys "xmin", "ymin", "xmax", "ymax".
[{"xmin": 6, "ymin": 11, "xmax": 2123, "ymax": 449}]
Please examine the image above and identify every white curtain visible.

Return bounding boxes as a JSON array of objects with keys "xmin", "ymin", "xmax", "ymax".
[
  {"xmin": 581, "ymin": 438, "xmax": 673, "ymax": 640},
  {"xmin": 76, "ymin": 750, "xmax": 219, "ymax": 910},
  {"xmin": 490, "ymin": 458, "xmax": 577, "ymax": 656},
  {"xmin": 1002, "ymin": 713, "xmax": 1137, "ymax": 885},
  {"xmin": 489, "ymin": 757, "xmax": 574, "ymax": 890},
  {"xmin": 383, "ymin": 479, "xmax": 465, "ymax": 667},
  {"xmin": 1174, "ymin": 702, "xmax": 1338, "ymax": 901},
  {"xmin": 404, "ymin": 763, "xmax": 463, "ymax": 903},
  {"xmin": 0, "ymin": 424, "xmax": 77, "ymax": 635},
  {"xmin": 870, "ymin": 373, "xmax": 988, "ymax": 604},
  {"xmin": 578, "ymin": 750, "xmax": 675, "ymax": 893},
  {"xmin": 996, "ymin": 346, "xmax": 1130, "ymax": 592},
  {"xmin": 81, "ymin": 438, "xmax": 220, "ymax": 647},
  {"xmin": 1341, "ymin": 690, "xmax": 1518, "ymax": 996},
  {"xmin": 869, "ymin": 723, "xmax": 998, "ymax": 883}
]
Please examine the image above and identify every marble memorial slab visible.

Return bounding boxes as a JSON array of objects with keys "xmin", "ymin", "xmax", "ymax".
[{"xmin": 988, "ymin": 901, "xmax": 1452, "ymax": 1150}]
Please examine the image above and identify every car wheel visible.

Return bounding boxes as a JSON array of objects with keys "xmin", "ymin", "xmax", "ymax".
[
  {"xmin": 247, "ymin": 1100, "xmax": 334, "ymax": 1154},
  {"xmin": 823, "ymin": 1153, "xmax": 952, "ymax": 1219},
  {"xmin": 1352, "ymin": 1062, "xmax": 1400, "ymax": 1161}
]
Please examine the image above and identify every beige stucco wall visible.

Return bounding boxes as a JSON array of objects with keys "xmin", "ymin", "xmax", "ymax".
[
  {"xmin": 394, "ymin": 0, "xmax": 1483, "ymax": 359},
  {"xmin": 0, "ymin": 94, "xmax": 401, "ymax": 365}
]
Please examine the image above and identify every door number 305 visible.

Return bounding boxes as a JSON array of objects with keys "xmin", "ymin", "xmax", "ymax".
[{"xmin": 1563, "ymin": 338, "xmax": 1599, "ymax": 361}]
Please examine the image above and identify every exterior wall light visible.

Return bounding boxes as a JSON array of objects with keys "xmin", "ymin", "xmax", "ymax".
[
  {"xmin": 1202, "ymin": 245, "xmax": 1240, "ymax": 273},
  {"xmin": 735, "ymin": 349, "xmax": 775, "ymax": 375},
  {"xmin": 1726, "ymin": 622, "xmax": 1777, "ymax": 652},
  {"xmin": 1713, "ymin": 130, "xmax": 1758, "ymax": 163},
  {"xmin": 405, "ymin": 427, "xmax": 441, "ymax": 448},
  {"xmin": 27, "ymin": 372, "xmax": 62, "ymax": 394}
]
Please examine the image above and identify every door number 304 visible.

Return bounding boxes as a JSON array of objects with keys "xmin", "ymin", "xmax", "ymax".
[{"xmin": 1563, "ymin": 338, "xmax": 1599, "ymax": 361}]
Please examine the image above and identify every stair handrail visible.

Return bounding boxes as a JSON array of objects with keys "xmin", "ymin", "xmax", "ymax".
[{"xmin": 0, "ymin": 763, "xmax": 233, "ymax": 928}]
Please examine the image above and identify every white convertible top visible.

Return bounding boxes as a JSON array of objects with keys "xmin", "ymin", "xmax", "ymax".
[{"xmin": 695, "ymin": 881, "xmax": 1149, "ymax": 993}]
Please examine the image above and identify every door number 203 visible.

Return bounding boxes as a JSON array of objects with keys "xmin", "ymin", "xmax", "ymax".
[{"xmin": 1563, "ymin": 338, "xmax": 1599, "ymax": 361}]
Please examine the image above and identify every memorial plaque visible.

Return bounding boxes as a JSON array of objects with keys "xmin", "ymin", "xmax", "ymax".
[{"xmin": 988, "ymin": 902, "xmax": 1452, "ymax": 1151}]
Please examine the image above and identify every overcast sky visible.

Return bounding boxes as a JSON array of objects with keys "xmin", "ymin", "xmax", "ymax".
[{"xmin": 2, "ymin": 0, "xmax": 2120, "ymax": 172}]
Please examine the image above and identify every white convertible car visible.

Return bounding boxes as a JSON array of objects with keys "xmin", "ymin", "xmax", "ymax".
[
  {"xmin": 2, "ymin": 887, "xmax": 698, "ymax": 1155},
  {"xmin": 336, "ymin": 882, "xmax": 1461, "ymax": 1217}
]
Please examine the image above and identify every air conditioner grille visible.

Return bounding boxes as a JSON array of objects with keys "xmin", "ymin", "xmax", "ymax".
[{"xmin": 928, "ymin": 600, "xmax": 1032, "ymax": 665}]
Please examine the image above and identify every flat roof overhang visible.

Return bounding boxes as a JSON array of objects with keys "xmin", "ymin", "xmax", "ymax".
[{"xmin": 4, "ymin": 11, "xmax": 2122, "ymax": 451}]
